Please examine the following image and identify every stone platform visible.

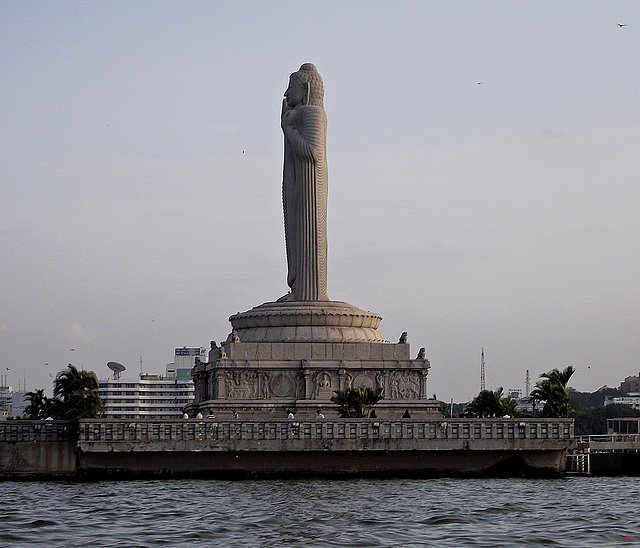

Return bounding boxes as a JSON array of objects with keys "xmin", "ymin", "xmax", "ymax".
[{"xmin": 189, "ymin": 300, "xmax": 436, "ymax": 420}]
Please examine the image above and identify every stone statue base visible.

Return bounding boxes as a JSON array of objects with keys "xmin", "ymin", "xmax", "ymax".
[
  {"xmin": 189, "ymin": 300, "xmax": 438, "ymax": 420},
  {"xmin": 229, "ymin": 300, "xmax": 386, "ymax": 343}
]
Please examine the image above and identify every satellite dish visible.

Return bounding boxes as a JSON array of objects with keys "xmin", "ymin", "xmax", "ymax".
[{"xmin": 107, "ymin": 361, "xmax": 126, "ymax": 380}]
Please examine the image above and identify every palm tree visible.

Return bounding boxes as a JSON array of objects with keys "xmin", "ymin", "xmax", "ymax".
[
  {"xmin": 542, "ymin": 366, "xmax": 575, "ymax": 388},
  {"xmin": 331, "ymin": 388, "xmax": 354, "ymax": 418},
  {"xmin": 331, "ymin": 387, "xmax": 383, "ymax": 418},
  {"xmin": 471, "ymin": 388, "xmax": 503, "ymax": 417},
  {"xmin": 469, "ymin": 387, "xmax": 520, "ymax": 418},
  {"xmin": 23, "ymin": 388, "xmax": 50, "ymax": 420},
  {"xmin": 52, "ymin": 364, "xmax": 104, "ymax": 421},
  {"xmin": 530, "ymin": 366, "xmax": 575, "ymax": 418},
  {"xmin": 499, "ymin": 394, "xmax": 519, "ymax": 417}
]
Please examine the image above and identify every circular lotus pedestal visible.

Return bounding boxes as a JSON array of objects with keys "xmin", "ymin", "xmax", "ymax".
[{"xmin": 229, "ymin": 301, "xmax": 387, "ymax": 343}]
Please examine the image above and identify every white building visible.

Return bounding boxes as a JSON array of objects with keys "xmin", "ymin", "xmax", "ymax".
[
  {"xmin": 172, "ymin": 347, "xmax": 206, "ymax": 375},
  {"xmin": 99, "ymin": 348, "xmax": 201, "ymax": 419},
  {"xmin": 0, "ymin": 386, "xmax": 28, "ymax": 418},
  {"xmin": 605, "ymin": 394, "xmax": 640, "ymax": 410},
  {"xmin": 0, "ymin": 386, "xmax": 11, "ymax": 414},
  {"xmin": 99, "ymin": 368, "xmax": 194, "ymax": 419},
  {"xmin": 507, "ymin": 389, "xmax": 523, "ymax": 400},
  {"xmin": 11, "ymin": 391, "xmax": 28, "ymax": 418}
]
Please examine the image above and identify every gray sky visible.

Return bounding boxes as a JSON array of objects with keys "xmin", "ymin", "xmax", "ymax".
[{"xmin": 2, "ymin": 1, "xmax": 639, "ymax": 401}]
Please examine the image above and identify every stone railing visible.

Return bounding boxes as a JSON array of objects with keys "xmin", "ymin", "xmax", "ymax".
[
  {"xmin": 77, "ymin": 418, "xmax": 573, "ymax": 447},
  {"xmin": 0, "ymin": 419, "xmax": 574, "ymax": 477},
  {"xmin": 0, "ymin": 420, "xmax": 70, "ymax": 442}
]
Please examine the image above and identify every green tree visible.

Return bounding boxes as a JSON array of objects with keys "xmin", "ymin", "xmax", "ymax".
[
  {"xmin": 438, "ymin": 401, "xmax": 449, "ymax": 417},
  {"xmin": 331, "ymin": 387, "xmax": 383, "ymax": 418},
  {"xmin": 52, "ymin": 364, "xmax": 104, "ymax": 421},
  {"xmin": 471, "ymin": 389, "xmax": 502, "ymax": 417},
  {"xmin": 573, "ymin": 404, "xmax": 640, "ymax": 436},
  {"xmin": 23, "ymin": 388, "xmax": 51, "ymax": 420},
  {"xmin": 469, "ymin": 387, "xmax": 519, "ymax": 418},
  {"xmin": 530, "ymin": 366, "xmax": 575, "ymax": 418},
  {"xmin": 499, "ymin": 393, "xmax": 519, "ymax": 417},
  {"xmin": 569, "ymin": 387, "xmax": 624, "ymax": 411}
]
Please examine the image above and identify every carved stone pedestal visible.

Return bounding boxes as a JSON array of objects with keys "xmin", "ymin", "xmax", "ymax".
[{"xmin": 189, "ymin": 301, "xmax": 438, "ymax": 420}]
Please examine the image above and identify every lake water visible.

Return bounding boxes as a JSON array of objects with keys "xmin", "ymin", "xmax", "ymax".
[{"xmin": 0, "ymin": 477, "xmax": 637, "ymax": 546}]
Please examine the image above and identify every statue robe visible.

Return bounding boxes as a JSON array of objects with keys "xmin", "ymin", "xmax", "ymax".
[{"xmin": 282, "ymin": 103, "xmax": 329, "ymax": 301}]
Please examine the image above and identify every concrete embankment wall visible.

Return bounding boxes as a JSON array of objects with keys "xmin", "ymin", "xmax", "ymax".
[
  {"xmin": 2, "ymin": 418, "xmax": 573, "ymax": 479},
  {"xmin": 78, "ymin": 449, "xmax": 567, "ymax": 479},
  {"xmin": 0, "ymin": 422, "xmax": 76, "ymax": 478},
  {"xmin": 76, "ymin": 418, "xmax": 573, "ymax": 478}
]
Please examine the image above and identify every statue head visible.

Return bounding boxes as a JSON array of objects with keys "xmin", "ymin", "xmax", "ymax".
[{"xmin": 285, "ymin": 63, "xmax": 324, "ymax": 107}]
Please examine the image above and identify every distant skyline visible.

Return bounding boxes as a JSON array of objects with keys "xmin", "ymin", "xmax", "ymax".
[{"xmin": 2, "ymin": 2, "xmax": 639, "ymax": 401}]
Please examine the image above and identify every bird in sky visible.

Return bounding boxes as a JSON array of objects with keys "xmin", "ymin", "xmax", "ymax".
[{"xmin": 618, "ymin": 23, "xmax": 627, "ymax": 27}]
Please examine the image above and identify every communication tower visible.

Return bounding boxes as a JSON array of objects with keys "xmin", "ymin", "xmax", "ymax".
[
  {"xmin": 525, "ymin": 369, "xmax": 530, "ymax": 397},
  {"xmin": 480, "ymin": 347, "xmax": 486, "ymax": 392}
]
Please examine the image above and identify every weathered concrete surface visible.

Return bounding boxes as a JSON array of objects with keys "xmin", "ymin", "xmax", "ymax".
[
  {"xmin": 77, "ymin": 449, "xmax": 566, "ymax": 479},
  {"xmin": 0, "ymin": 422, "xmax": 76, "ymax": 478},
  {"xmin": 0, "ymin": 441, "xmax": 76, "ymax": 478}
]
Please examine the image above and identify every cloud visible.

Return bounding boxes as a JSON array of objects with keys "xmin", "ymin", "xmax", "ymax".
[{"xmin": 63, "ymin": 322, "xmax": 97, "ymax": 343}]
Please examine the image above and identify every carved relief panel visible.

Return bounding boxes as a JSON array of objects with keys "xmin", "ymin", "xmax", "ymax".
[
  {"xmin": 313, "ymin": 371, "xmax": 334, "ymax": 400},
  {"xmin": 352, "ymin": 373, "xmax": 374, "ymax": 389},
  {"xmin": 269, "ymin": 373, "xmax": 295, "ymax": 398},
  {"xmin": 388, "ymin": 370, "xmax": 422, "ymax": 399},
  {"xmin": 227, "ymin": 370, "xmax": 258, "ymax": 400},
  {"xmin": 258, "ymin": 370, "xmax": 270, "ymax": 399}
]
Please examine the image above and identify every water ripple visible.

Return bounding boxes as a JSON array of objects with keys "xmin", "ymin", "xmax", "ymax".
[{"xmin": 1, "ymin": 477, "xmax": 638, "ymax": 546}]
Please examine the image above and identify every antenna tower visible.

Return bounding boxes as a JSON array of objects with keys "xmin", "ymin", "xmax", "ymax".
[
  {"xmin": 525, "ymin": 369, "xmax": 530, "ymax": 397},
  {"xmin": 480, "ymin": 347, "xmax": 486, "ymax": 391}
]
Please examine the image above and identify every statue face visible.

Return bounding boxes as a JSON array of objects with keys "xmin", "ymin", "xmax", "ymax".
[{"xmin": 284, "ymin": 79, "xmax": 307, "ymax": 108}]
